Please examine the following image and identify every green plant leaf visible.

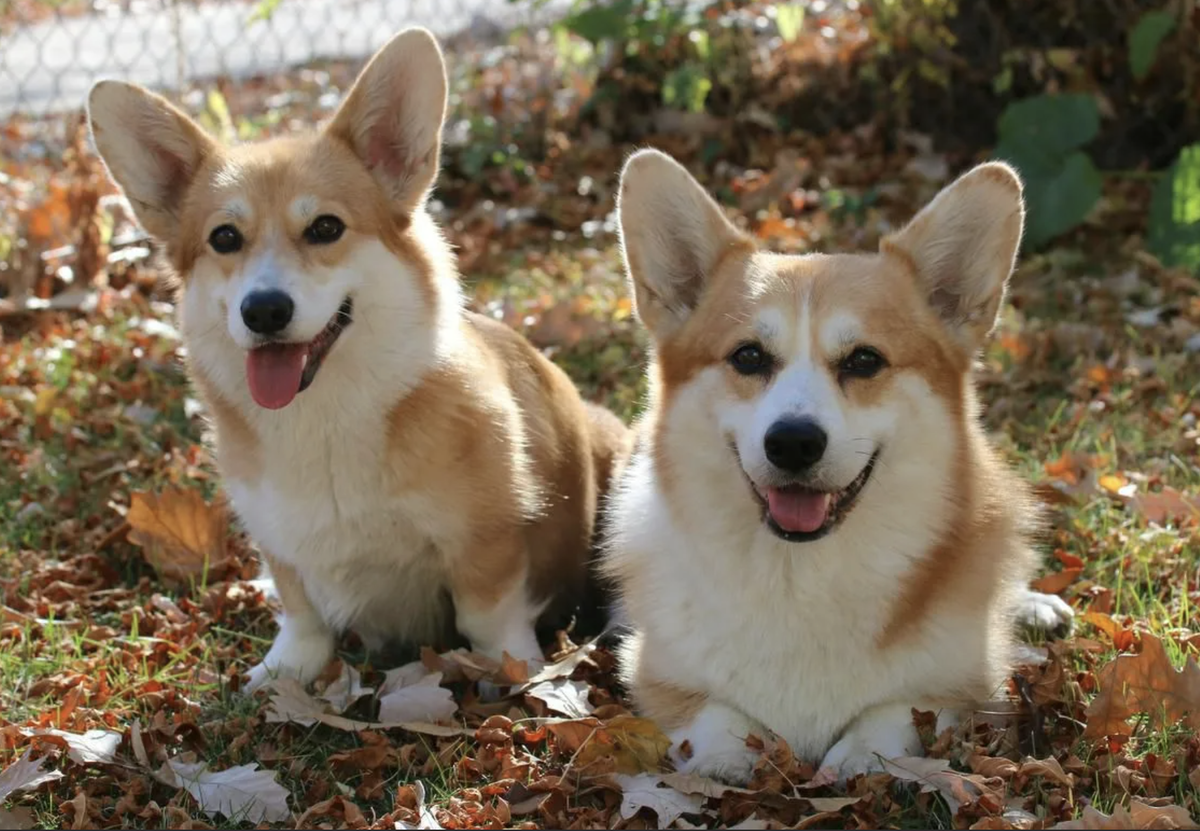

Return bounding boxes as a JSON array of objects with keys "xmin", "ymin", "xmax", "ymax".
[
  {"xmin": 561, "ymin": 0, "xmax": 635, "ymax": 45},
  {"xmin": 247, "ymin": 0, "xmax": 283, "ymax": 24},
  {"xmin": 1129, "ymin": 10, "xmax": 1176, "ymax": 81},
  {"xmin": 662, "ymin": 64, "xmax": 712, "ymax": 113},
  {"xmin": 997, "ymin": 94, "xmax": 1099, "ymax": 164},
  {"xmin": 1020, "ymin": 151, "xmax": 1103, "ymax": 249},
  {"xmin": 776, "ymin": 4, "xmax": 805, "ymax": 43},
  {"xmin": 1148, "ymin": 143, "xmax": 1200, "ymax": 272}
]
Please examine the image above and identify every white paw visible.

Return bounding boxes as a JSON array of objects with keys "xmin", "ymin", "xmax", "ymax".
[
  {"xmin": 1014, "ymin": 588, "xmax": 1074, "ymax": 636},
  {"xmin": 819, "ymin": 733, "xmax": 891, "ymax": 783},
  {"xmin": 668, "ymin": 704, "xmax": 764, "ymax": 786},
  {"xmin": 241, "ymin": 622, "xmax": 335, "ymax": 695}
]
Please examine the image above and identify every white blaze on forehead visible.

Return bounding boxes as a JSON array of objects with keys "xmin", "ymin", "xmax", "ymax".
[
  {"xmin": 289, "ymin": 196, "xmax": 319, "ymax": 225},
  {"xmin": 218, "ymin": 196, "xmax": 252, "ymax": 224},
  {"xmin": 819, "ymin": 311, "xmax": 864, "ymax": 356}
]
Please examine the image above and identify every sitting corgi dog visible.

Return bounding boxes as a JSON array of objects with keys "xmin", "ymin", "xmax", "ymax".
[
  {"xmin": 604, "ymin": 150, "xmax": 1073, "ymax": 783},
  {"xmin": 87, "ymin": 28, "xmax": 630, "ymax": 691}
]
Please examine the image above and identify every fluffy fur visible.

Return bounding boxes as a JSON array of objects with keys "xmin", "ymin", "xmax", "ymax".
[
  {"xmin": 86, "ymin": 28, "xmax": 631, "ymax": 692},
  {"xmin": 604, "ymin": 150, "xmax": 1074, "ymax": 784}
]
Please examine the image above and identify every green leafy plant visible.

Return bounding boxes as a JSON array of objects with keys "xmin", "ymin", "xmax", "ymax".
[
  {"xmin": 1149, "ymin": 144, "xmax": 1200, "ymax": 271},
  {"xmin": 1128, "ymin": 9, "xmax": 1176, "ymax": 81},
  {"xmin": 993, "ymin": 94, "xmax": 1103, "ymax": 249}
]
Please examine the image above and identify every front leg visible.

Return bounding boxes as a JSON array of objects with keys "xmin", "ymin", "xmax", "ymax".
[
  {"xmin": 820, "ymin": 701, "xmax": 958, "ymax": 783},
  {"xmin": 447, "ymin": 530, "xmax": 544, "ymax": 665},
  {"xmin": 243, "ymin": 553, "xmax": 336, "ymax": 694},
  {"xmin": 1013, "ymin": 586, "xmax": 1074, "ymax": 638}
]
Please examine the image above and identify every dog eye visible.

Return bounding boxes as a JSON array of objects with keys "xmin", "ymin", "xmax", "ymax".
[
  {"xmin": 304, "ymin": 215, "xmax": 346, "ymax": 245},
  {"xmin": 840, "ymin": 346, "xmax": 887, "ymax": 379},
  {"xmin": 728, "ymin": 343, "xmax": 773, "ymax": 375},
  {"xmin": 208, "ymin": 224, "xmax": 243, "ymax": 254}
]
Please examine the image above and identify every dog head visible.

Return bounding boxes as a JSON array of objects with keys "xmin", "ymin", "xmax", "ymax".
[
  {"xmin": 618, "ymin": 150, "xmax": 1024, "ymax": 543},
  {"xmin": 87, "ymin": 28, "xmax": 450, "ymax": 411}
]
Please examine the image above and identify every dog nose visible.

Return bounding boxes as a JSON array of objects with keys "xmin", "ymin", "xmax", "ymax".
[
  {"xmin": 240, "ymin": 290, "xmax": 295, "ymax": 335},
  {"xmin": 764, "ymin": 417, "xmax": 828, "ymax": 472}
]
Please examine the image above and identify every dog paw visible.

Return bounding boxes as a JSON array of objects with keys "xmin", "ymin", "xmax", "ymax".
[
  {"xmin": 819, "ymin": 734, "xmax": 890, "ymax": 783},
  {"xmin": 241, "ymin": 623, "xmax": 335, "ymax": 695},
  {"xmin": 1014, "ymin": 588, "xmax": 1074, "ymax": 638},
  {"xmin": 673, "ymin": 743, "xmax": 760, "ymax": 786}
]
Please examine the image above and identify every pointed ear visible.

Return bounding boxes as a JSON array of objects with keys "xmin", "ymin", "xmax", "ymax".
[
  {"xmin": 326, "ymin": 27, "xmax": 448, "ymax": 215},
  {"xmin": 617, "ymin": 149, "xmax": 752, "ymax": 340},
  {"xmin": 882, "ymin": 162, "xmax": 1025, "ymax": 351},
  {"xmin": 87, "ymin": 80, "xmax": 216, "ymax": 241}
]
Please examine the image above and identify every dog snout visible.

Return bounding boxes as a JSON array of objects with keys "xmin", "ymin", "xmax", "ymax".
[
  {"xmin": 240, "ymin": 289, "xmax": 295, "ymax": 335},
  {"xmin": 764, "ymin": 417, "xmax": 828, "ymax": 473}
]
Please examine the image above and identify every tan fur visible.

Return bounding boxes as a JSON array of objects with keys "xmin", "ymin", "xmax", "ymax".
[{"xmin": 87, "ymin": 28, "xmax": 631, "ymax": 685}]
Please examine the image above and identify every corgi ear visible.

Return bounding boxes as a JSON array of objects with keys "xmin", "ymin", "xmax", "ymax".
[
  {"xmin": 617, "ymin": 149, "xmax": 752, "ymax": 339},
  {"xmin": 882, "ymin": 162, "xmax": 1025, "ymax": 351},
  {"xmin": 87, "ymin": 80, "xmax": 216, "ymax": 241},
  {"xmin": 326, "ymin": 27, "xmax": 448, "ymax": 215}
]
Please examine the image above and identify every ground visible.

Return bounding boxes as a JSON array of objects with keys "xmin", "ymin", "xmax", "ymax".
[{"xmin": 1, "ymin": 15, "xmax": 1200, "ymax": 831}]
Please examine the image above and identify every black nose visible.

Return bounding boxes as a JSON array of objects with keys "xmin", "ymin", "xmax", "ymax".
[
  {"xmin": 240, "ymin": 290, "xmax": 295, "ymax": 335},
  {"xmin": 764, "ymin": 417, "xmax": 828, "ymax": 472}
]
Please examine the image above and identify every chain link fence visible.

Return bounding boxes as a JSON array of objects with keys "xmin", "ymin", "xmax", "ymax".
[{"xmin": 0, "ymin": 0, "xmax": 564, "ymax": 118}]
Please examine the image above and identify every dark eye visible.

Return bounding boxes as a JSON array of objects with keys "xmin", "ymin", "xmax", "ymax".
[
  {"xmin": 304, "ymin": 215, "xmax": 346, "ymax": 244},
  {"xmin": 208, "ymin": 224, "xmax": 243, "ymax": 254},
  {"xmin": 840, "ymin": 346, "xmax": 887, "ymax": 379},
  {"xmin": 728, "ymin": 343, "xmax": 773, "ymax": 376}
]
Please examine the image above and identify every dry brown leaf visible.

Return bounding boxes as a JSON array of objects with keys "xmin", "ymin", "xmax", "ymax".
[
  {"xmin": 567, "ymin": 715, "xmax": 672, "ymax": 775},
  {"xmin": 883, "ymin": 756, "xmax": 1003, "ymax": 815},
  {"xmin": 126, "ymin": 489, "xmax": 230, "ymax": 587},
  {"xmin": 613, "ymin": 773, "xmax": 704, "ymax": 827},
  {"xmin": 1131, "ymin": 487, "xmax": 1200, "ymax": 527},
  {"xmin": 0, "ymin": 749, "xmax": 63, "ymax": 802},
  {"xmin": 1017, "ymin": 756, "xmax": 1072, "ymax": 787},
  {"xmin": 265, "ymin": 678, "xmax": 469, "ymax": 736},
  {"xmin": 157, "ymin": 758, "xmax": 290, "ymax": 823},
  {"xmin": 1031, "ymin": 568, "xmax": 1083, "ymax": 594},
  {"xmin": 0, "ymin": 807, "xmax": 36, "ymax": 829},
  {"xmin": 23, "ymin": 728, "xmax": 122, "ymax": 765},
  {"xmin": 1050, "ymin": 800, "xmax": 1199, "ymax": 829},
  {"xmin": 66, "ymin": 790, "xmax": 89, "ymax": 831},
  {"xmin": 1084, "ymin": 633, "xmax": 1200, "ymax": 739}
]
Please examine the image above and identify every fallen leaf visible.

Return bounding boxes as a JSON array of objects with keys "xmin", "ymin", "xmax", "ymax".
[
  {"xmin": 524, "ymin": 643, "xmax": 597, "ymax": 685},
  {"xmin": 0, "ymin": 807, "xmax": 36, "ymax": 829},
  {"xmin": 1050, "ymin": 799, "xmax": 1199, "ymax": 829},
  {"xmin": 377, "ymin": 671, "xmax": 457, "ymax": 724},
  {"xmin": 883, "ymin": 756, "xmax": 1002, "ymax": 815},
  {"xmin": 158, "ymin": 758, "xmax": 290, "ymax": 824},
  {"xmin": 804, "ymin": 797, "xmax": 864, "ymax": 812},
  {"xmin": 1083, "ymin": 633, "xmax": 1200, "ymax": 739},
  {"xmin": 526, "ymin": 678, "xmax": 595, "ymax": 719},
  {"xmin": 1031, "ymin": 568, "xmax": 1082, "ymax": 594},
  {"xmin": 575, "ymin": 715, "xmax": 672, "ymax": 775},
  {"xmin": 1131, "ymin": 487, "xmax": 1200, "ymax": 527},
  {"xmin": 394, "ymin": 780, "xmax": 443, "ymax": 830},
  {"xmin": 658, "ymin": 772, "xmax": 755, "ymax": 798},
  {"xmin": 66, "ymin": 790, "xmax": 89, "ymax": 830},
  {"xmin": 1017, "ymin": 756, "xmax": 1072, "ymax": 787},
  {"xmin": 126, "ymin": 489, "xmax": 230, "ymax": 587},
  {"xmin": 613, "ymin": 773, "xmax": 704, "ymax": 827},
  {"xmin": 24, "ymin": 728, "xmax": 122, "ymax": 765},
  {"xmin": 317, "ymin": 663, "xmax": 374, "ymax": 712},
  {"xmin": 266, "ymin": 678, "xmax": 468, "ymax": 736},
  {"xmin": 0, "ymin": 749, "xmax": 64, "ymax": 803}
]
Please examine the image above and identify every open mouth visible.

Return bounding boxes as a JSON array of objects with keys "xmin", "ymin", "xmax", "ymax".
[
  {"xmin": 743, "ymin": 449, "xmax": 880, "ymax": 543},
  {"xmin": 244, "ymin": 296, "xmax": 353, "ymax": 410}
]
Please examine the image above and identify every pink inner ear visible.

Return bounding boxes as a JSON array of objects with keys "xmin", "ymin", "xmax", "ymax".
[
  {"xmin": 152, "ymin": 144, "xmax": 191, "ymax": 207},
  {"xmin": 365, "ymin": 122, "xmax": 408, "ymax": 178}
]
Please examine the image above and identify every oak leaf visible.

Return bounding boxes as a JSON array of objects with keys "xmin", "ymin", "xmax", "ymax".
[
  {"xmin": 1050, "ymin": 800, "xmax": 1198, "ymax": 829},
  {"xmin": 126, "ymin": 489, "xmax": 230, "ymax": 587},
  {"xmin": 1083, "ymin": 633, "xmax": 1200, "ymax": 739},
  {"xmin": 613, "ymin": 773, "xmax": 703, "ymax": 827},
  {"xmin": 0, "ymin": 749, "xmax": 63, "ymax": 803}
]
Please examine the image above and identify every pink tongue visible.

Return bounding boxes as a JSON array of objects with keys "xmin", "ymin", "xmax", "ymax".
[
  {"xmin": 245, "ymin": 344, "xmax": 307, "ymax": 410},
  {"xmin": 766, "ymin": 489, "xmax": 831, "ymax": 534}
]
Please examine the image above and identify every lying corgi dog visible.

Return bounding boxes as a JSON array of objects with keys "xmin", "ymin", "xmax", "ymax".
[
  {"xmin": 87, "ymin": 28, "xmax": 630, "ymax": 692},
  {"xmin": 604, "ymin": 150, "xmax": 1074, "ymax": 783}
]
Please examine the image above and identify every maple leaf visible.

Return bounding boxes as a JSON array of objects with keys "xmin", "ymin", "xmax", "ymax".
[
  {"xmin": 1130, "ymin": 487, "xmax": 1200, "ymax": 527},
  {"xmin": 23, "ymin": 729, "xmax": 122, "ymax": 765},
  {"xmin": 526, "ymin": 678, "xmax": 595, "ymax": 719},
  {"xmin": 882, "ymin": 756, "xmax": 1003, "ymax": 815},
  {"xmin": 0, "ymin": 749, "xmax": 63, "ymax": 803},
  {"xmin": 376, "ymin": 671, "xmax": 457, "ymax": 724},
  {"xmin": 157, "ymin": 758, "xmax": 290, "ymax": 824},
  {"xmin": 575, "ymin": 715, "xmax": 672, "ymax": 775},
  {"xmin": 613, "ymin": 773, "xmax": 704, "ymax": 827},
  {"xmin": 1083, "ymin": 633, "xmax": 1200, "ymax": 739},
  {"xmin": 126, "ymin": 489, "xmax": 231, "ymax": 587},
  {"xmin": 265, "ymin": 678, "xmax": 468, "ymax": 736}
]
